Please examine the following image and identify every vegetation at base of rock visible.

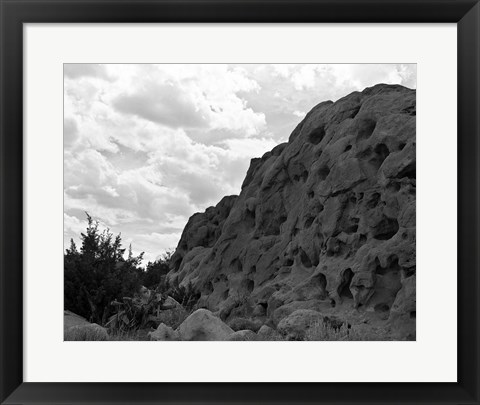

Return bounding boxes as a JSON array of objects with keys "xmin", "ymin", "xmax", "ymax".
[
  {"xmin": 305, "ymin": 320, "xmax": 391, "ymax": 341},
  {"xmin": 165, "ymin": 280, "xmax": 201, "ymax": 312},
  {"xmin": 105, "ymin": 290, "xmax": 163, "ymax": 332},
  {"xmin": 64, "ymin": 213, "xmax": 174, "ymax": 326}
]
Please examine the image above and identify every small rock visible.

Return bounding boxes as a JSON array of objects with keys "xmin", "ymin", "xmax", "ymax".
[
  {"xmin": 257, "ymin": 325, "xmax": 282, "ymax": 340},
  {"xmin": 178, "ymin": 309, "xmax": 234, "ymax": 341},
  {"xmin": 227, "ymin": 330, "xmax": 256, "ymax": 341},
  {"xmin": 277, "ymin": 309, "xmax": 325, "ymax": 340},
  {"xmin": 227, "ymin": 317, "xmax": 262, "ymax": 332},
  {"xmin": 148, "ymin": 323, "xmax": 180, "ymax": 341}
]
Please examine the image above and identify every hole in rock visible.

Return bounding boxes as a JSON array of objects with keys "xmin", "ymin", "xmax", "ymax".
[
  {"xmin": 366, "ymin": 192, "xmax": 381, "ymax": 209},
  {"xmin": 410, "ymin": 311, "xmax": 416, "ymax": 319},
  {"xmin": 344, "ymin": 144, "xmax": 352, "ymax": 152},
  {"xmin": 359, "ymin": 234, "xmax": 367, "ymax": 244},
  {"xmin": 299, "ymin": 249, "xmax": 313, "ymax": 268},
  {"xmin": 375, "ymin": 255, "xmax": 400, "ymax": 275},
  {"xmin": 301, "ymin": 170, "xmax": 309, "ymax": 182},
  {"xmin": 231, "ymin": 258, "xmax": 243, "ymax": 272},
  {"xmin": 403, "ymin": 266, "xmax": 416, "ymax": 278},
  {"xmin": 396, "ymin": 162, "xmax": 416, "ymax": 180},
  {"xmin": 304, "ymin": 216, "xmax": 315, "ymax": 229},
  {"xmin": 308, "ymin": 126, "xmax": 326, "ymax": 145},
  {"xmin": 242, "ymin": 279, "xmax": 254, "ymax": 293},
  {"xmin": 346, "ymin": 224, "xmax": 359, "ymax": 234},
  {"xmin": 398, "ymin": 142, "xmax": 406, "ymax": 151},
  {"xmin": 373, "ymin": 217, "xmax": 399, "ymax": 240},
  {"xmin": 374, "ymin": 303, "xmax": 390, "ymax": 313},
  {"xmin": 387, "ymin": 181, "xmax": 401, "ymax": 192},
  {"xmin": 369, "ymin": 143, "xmax": 390, "ymax": 171},
  {"xmin": 245, "ymin": 209, "xmax": 256, "ymax": 228},
  {"xmin": 314, "ymin": 272, "xmax": 327, "ymax": 291},
  {"xmin": 284, "ymin": 258, "xmax": 294, "ymax": 266},
  {"xmin": 214, "ymin": 274, "xmax": 227, "ymax": 283},
  {"xmin": 338, "ymin": 268, "xmax": 354, "ymax": 299},
  {"xmin": 357, "ymin": 118, "xmax": 377, "ymax": 140},
  {"xmin": 349, "ymin": 106, "xmax": 361, "ymax": 118},
  {"xmin": 222, "ymin": 289, "xmax": 229, "ymax": 300},
  {"xmin": 204, "ymin": 281, "xmax": 214, "ymax": 294},
  {"xmin": 307, "ymin": 190, "xmax": 314, "ymax": 199},
  {"xmin": 403, "ymin": 106, "xmax": 416, "ymax": 116},
  {"xmin": 318, "ymin": 166, "xmax": 330, "ymax": 181},
  {"xmin": 249, "ymin": 265, "xmax": 257, "ymax": 274}
]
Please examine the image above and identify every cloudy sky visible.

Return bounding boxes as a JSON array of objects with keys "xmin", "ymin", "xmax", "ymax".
[{"xmin": 64, "ymin": 63, "xmax": 416, "ymax": 264}]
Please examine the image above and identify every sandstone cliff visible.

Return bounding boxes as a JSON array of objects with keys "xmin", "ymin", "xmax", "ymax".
[{"xmin": 166, "ymin": 84, "xmax": 416, "ymax": 340}]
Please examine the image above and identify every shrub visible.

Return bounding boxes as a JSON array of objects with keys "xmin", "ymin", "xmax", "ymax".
[
  {"xmin": 141, "ymin": 252, "xmax": 172, "ymax": 289},
  {"xmin": 105, "ymin": 287, "xmax": 166, "ymax": 333},
  {"xmin": 64, "ymin": 213, "xmax": 144, "ymax": 325},
  {"xmin": 166, "ymin": 281, "xmax": 201, "ymax": 312}
]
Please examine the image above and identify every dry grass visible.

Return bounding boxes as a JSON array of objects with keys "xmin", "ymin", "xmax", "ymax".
[
  {"xmin": 64, "ymin": 324, "xmax": 109, "ymax": 341},
  {"xmin": 305, "ymin": 320, "xmax": 391, "ymax": 341},
  {"xmin": 108, "ymin": 329, "xmax": 150, "ymax": 341}
]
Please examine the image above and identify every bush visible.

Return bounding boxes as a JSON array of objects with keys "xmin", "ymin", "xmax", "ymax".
[
  {"xmin": 166, "ymin": 280, "xmax": 201, "ymax": 312},
  {"xmin": 64, "ymin": 213, "xmax": 144, "ymax": 324},
  {"xmin": 105, "ymin": 287, "xmax": 166, "ymax": 333},
  {"xmin": 141, "ymin": 252, "xmax": 172, "ymax": 289}
]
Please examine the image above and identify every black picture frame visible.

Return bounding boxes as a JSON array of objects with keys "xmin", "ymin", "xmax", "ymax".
[{"xmin": 1, "ymin": 1, "xmax": 479, "ymax": 404}]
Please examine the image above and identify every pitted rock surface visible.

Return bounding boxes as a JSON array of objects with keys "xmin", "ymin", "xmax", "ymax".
[{"xmin": 166, "ymin": 84, "xmax": 416, "ymax": 340}]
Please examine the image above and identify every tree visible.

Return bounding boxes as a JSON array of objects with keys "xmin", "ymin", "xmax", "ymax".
[
  {"xmin": 64, "ymin": 213, "xmax": 144, "ymax": 325},
  {"xmin": 141, "ymin": 251, "xmax": 172, "ymax": 289}
]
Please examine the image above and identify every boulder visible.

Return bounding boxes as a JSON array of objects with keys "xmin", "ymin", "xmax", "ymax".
[
  {"xmin": 277, "ymin": 309, "xmax": 325, "ymax": 340},
  {"xmin": 155, "ymin": 296, "xmax": 188, "ymax": 329},
  {"xmin": 227, "ymin": 317, "xmax": 262, "ymax": 332},
  {"xmin": 64, "ymin": 323, "xmax": 109, "ymax": 341},
  {"xmin": 64, "ymin": 310, "xmax": 90, "ymax": 329},
  {"xmin": 178, "ymin": 309, "xmax": 234, "ymax": 341},
  {"xmin": 64, "ymin": 310, "xmax": 109, "ymax": 341},
  {"xmin": 148, "ymin": 323, "xmax": 180, "ymax": 341},
  {"xmin": 227, "ymin": 330, "xmax": 257, "ymax": 341},
  {"xmin": 257, "ymin": 325, "xmax": 282, "ymax": 341}
]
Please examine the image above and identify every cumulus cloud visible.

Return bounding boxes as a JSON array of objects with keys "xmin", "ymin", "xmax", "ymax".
[
  {"xmin": 113, "ymin": 82, "xmax": 208, "ymax": 128},
  {"xmin": 64, "ymin": 64, "xmax": 112, "ymax": 81},
  {"xmin": 64, "ymin": 63, "xmax": 416, "ymax": 263}
]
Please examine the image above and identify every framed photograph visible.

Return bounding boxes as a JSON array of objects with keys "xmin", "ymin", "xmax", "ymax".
[{"xmin": 1, "ymin": 0, "xmax": 479, "ymax": 404}]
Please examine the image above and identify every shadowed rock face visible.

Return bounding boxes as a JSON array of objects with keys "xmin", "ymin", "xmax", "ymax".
[{"xmin": 166, "ymin": 84, "xmax": 416, "ymax": 340}]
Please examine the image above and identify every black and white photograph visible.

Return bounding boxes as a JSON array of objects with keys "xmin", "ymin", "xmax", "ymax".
[{"xmin": 64, "ymin": 63, "xmax": 416, "ymax": 341}]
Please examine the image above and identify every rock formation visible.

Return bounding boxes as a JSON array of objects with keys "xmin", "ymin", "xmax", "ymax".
[
  {"xmin": 64, "ymin": 310, "xmax": 109, "ymax": 341},
  {"xmin": 166, "ymin": 84, "xmax": 416, "ymax": 340}
]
